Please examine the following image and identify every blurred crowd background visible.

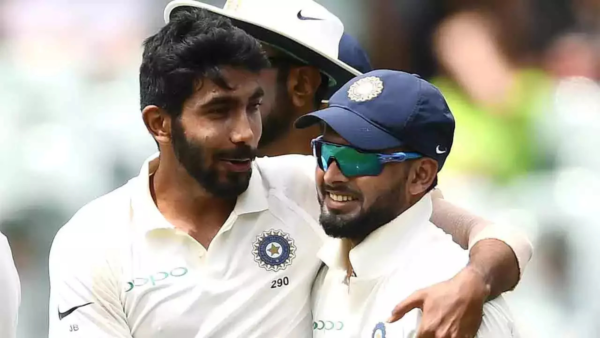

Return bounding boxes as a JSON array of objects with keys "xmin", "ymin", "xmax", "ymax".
[{"xmin": 1, "ymin": 0, "xmax": 599, "ymax": 337}]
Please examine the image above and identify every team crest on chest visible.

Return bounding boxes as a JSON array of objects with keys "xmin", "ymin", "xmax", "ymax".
[
  {"xmin": 252, "ymin": 229, "xmax": 296, "ymax": 271},
  {"xmin": 372, "ymin": 322, "xmax": 387, "ymax": 338}
]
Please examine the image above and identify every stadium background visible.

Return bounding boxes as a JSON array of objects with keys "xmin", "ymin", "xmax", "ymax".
[{"xmin": 1, "ymin": 0, "xmax": 599, "ymax": 336}]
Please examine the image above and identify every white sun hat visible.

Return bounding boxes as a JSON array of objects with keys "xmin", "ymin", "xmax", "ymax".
[{"xmin": 163, "ymin": 0, "xmax": 361, "ymax": 91}]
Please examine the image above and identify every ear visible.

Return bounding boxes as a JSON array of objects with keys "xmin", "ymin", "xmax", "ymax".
[
  {"xmin": 287, "ymin": 66, "xmax": 323, "ymax": 109},
  {"xmin": 142, "ymin": 105, "xmax": 172, "ymax": 146},
  {"xmin": 407, "ymin": 158, "xmax": 439, "ymax": 196}
]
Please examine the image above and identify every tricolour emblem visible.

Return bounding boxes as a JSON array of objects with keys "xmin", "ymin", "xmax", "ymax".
[
  {"xmin": 252, "ymin": 229, "xmax": 296, "ymax": 271},
  {"xmin": 348, "ymin": 76, "xmax": 384, "ymax": 102},
  {"xmin": 372, "ymin": 322, "xmax": 386, "ymax": 338}
]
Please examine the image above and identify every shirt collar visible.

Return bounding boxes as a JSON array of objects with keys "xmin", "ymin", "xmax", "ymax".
[
  {"xmin": 131, "ymin": 153, "xmax": 269, "ymax": 235},
  {"xmin": 318, "ymin": 193, "xmax": 433, "ymax": 279}
]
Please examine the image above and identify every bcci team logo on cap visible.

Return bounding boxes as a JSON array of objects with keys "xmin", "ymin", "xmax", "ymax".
[
  {"xmin": 348, "ymin": 76, "xmax": 384, "ymax": 102},
  {"xmin": 252, "ymin": 229, "xmax": 296, "ymax": 271},
  {"xmin": 372, "ymin": 322, "xmax": 387, "ymax": 338}
]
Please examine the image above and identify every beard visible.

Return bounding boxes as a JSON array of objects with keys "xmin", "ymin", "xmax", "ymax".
[
  {"xmin": 318, "ymin": 182, "xmax": 406, "ymax": 243},
  {"xmin": 171, "ymin": 118, "xmax": 256, "ymax": 199},
  {"xmin": 258, "ymin": 85, "xmax": 295, "ymax": 149}
]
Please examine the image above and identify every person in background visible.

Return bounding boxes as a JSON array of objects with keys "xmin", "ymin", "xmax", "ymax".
[{"xmin": 431, "ymin": 10, "xmax": 552, "ymax": 184}]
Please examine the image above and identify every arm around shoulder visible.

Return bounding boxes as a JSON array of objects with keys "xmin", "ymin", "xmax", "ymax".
[{"xmin": 430, "ymin": 195, "xmax": 533, "ymax": 294}]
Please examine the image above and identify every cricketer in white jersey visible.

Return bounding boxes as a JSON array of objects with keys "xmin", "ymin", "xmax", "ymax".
[
  {"xmin": 311, "ymin": 194, "xmax": 519, "ymax": 338},
  {"xmin": 296, "ymin": 70, "xmax": 519, "ymax": 337},
  {"xmin": 49, "ymin": 154, "xmax": 326, "ymax": 337}
]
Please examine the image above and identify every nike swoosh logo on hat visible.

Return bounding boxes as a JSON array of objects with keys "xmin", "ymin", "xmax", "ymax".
[
  {"xmin": 436, "ymin": 146, "xmax": 448, "ymax": 154},
  {"xmin": 58, "ymin": 302, "xmax": 93, "ymax": 320},
  {"xmin": 297, "ymin": 10, "xmax": 323, "ymax": 21}
]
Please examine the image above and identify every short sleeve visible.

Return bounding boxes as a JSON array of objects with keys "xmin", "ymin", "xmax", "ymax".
[
  {"xmin": 48, "ymin": 226, "xmax": 132, "ymax": 338},
  {"xmin": 476, "ymin": 297, "xmax": 520, "ymax": 337}
]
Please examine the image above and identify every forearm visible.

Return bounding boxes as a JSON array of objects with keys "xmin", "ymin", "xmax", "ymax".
[
  {"xmin": 430, "ymin": 197, "xmax": 491, "ymax": 249},
  {"xmin": 467, "ymin": 239, "xmax": 519, "ymax": 300},
  {"xmin": 430, "ymin": 195, "xmax": 533, "ymax": 297}
]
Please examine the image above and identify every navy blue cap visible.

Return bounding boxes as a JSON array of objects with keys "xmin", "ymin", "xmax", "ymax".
[
  {"xmin": 338, "ymin": 33, "xmax": 372, "ymax": 74},
  {"xmin": 295, "ymin": 69, "xmax": 455, "ymax": 170},
  {"xmin": 323, "ymin": 33, "xmax": 373, "ymax": 99}
]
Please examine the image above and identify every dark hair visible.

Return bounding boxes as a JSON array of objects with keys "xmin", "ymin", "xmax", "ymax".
[
  {"xmin": 273, "ymin": 60, "xmax": 293, "ymax": 92},
  {"xmin": 139, "ymin": 7, "xmax": 269, "ymax": 118},
  {"xmin": 313, "ymin": 74, "xmax": 329, "ymax": 108}
]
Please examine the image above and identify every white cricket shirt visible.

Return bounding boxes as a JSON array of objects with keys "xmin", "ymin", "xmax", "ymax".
[
  {"xmin": 0, "ymin": 233, "xmax": 20, "ymax": 338},
  {"xmin": 49, "ymin": 154, "xmax": 325, "ymax": 338},
  {"xmin": 311, "ymin": 195, "xmax": 520, "ymax": 338}
]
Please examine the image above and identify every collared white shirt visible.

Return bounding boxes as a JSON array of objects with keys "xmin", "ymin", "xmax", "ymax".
[
  {"xmin": 0, "ymin": 232, "xmax": 20, "ymax": 338},
  {"xmin": 311, "ymin": 195, "xmax": 519, "ymax": 338},
  {"xmin": 48, "ymin": 154, "xmax": 325, "ymax": 338},
  {"xmin": 48, "ymin": 153, "xmax": 532, "ymax": 337}
]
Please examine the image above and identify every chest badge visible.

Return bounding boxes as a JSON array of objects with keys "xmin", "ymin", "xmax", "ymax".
[
  {"xmin": 252, "ymin": 229, "xmax": 296, "ymax": 271},
  {"xmin": 372, "ymin": 322, "xmax": 387, "ymax": 338}
]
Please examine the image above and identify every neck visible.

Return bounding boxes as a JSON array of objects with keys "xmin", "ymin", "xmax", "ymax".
[
  {"xmin": 341, "ymin": 239, "xmax": 355, "ymax": 283},
  {"xmin": 151, "ymin": 151, "xmax": 236, "ymax": 235},
  {"xmin": 258, "ymin": 125, "xmax": 320, "ymax": 157},
  {"xmin": 347, "ymin": 197, "xmax": 420, "ymax": 247},
  {"xmin": 343, "ymin": 195, "xmax": 427, "ymax": 279}
]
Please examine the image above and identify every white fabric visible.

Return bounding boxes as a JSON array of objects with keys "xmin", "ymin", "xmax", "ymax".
[
  {"xmin": 48, "ymin": 154, "xmax": 325, "ymax": 338},
  {"xmin": 163, "ymin": 0, "xmax": 360, "ymax": 76},
  {"xmin": 48, "ymin": 153, "xmax": 532, "ymax": 337},
  {"xmin": 223, "ymin": 0, "xmax": 342, "ymax": 59},
  {"xmin": 0, "ymin": 232, "xmax": 20, "ymax": 338},
  {"xmin": 312, "ymin": 195, "xmax": 520, "ymax": 337}
]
